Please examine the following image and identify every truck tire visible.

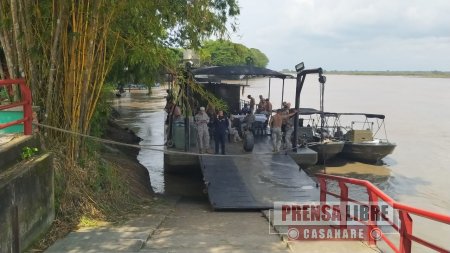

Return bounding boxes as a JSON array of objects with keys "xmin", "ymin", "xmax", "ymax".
[{"xmin": 243, "ymin": 131, "xmax": 254, "ymax": 152}]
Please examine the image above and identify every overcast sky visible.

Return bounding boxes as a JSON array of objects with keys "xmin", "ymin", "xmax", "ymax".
[{"xmin": 230, "ymin": 0, "xmax": 450, "ymax": 71}]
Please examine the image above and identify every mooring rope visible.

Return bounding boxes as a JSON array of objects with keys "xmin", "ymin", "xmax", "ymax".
[{"xmin": 33, "ymin": 122, "xmax": 301, "ymax": 158}]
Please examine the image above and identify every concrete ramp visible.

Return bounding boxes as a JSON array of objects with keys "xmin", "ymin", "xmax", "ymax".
[{"xmin": 200, "ymin": 151, "xmax": 319, "ymax": 210}]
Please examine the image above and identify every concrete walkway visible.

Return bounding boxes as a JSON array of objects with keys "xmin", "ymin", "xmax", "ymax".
[
  {"xmin": 140, "ymin": 196, "xmax": 290, "ymax": 253},
  {"xmin": 45, "ymin": 196, "xmax": 380, "ymax": 253},
  {"xmin": 44, "ymin": 197, "xmax": 178, "ymax": 253}
]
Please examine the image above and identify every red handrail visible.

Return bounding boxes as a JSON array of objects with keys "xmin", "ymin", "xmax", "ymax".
[
  {"xmin": 0, "ymin": 79, "xmax": 32, "ymax": 135},
  {"xmin": 316, "ymin": 173, "xmax": 450, "ymax": 253}
]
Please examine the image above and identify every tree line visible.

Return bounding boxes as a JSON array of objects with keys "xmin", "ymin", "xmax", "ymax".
[
  {"xmin": 199, "ymin": 40, "xmax": 269, "ymax": 67},
  {"xmin": 0, "ymin": 0, "xmax": 240, "ymax": 159}
]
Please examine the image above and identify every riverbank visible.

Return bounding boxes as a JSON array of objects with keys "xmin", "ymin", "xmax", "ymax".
[
  {"xmin": 102, "ymin": 118, "xmax": 154, "ymax": 199},
  {"xmin": 280, "ymin": 70, "xmax": 450, "ymax": 78},
  {"xmin": 30, "ymin": 107, "xmax": 155, "ymax": 251},
  {"xmin": 325, "ymin": 70, "xmax": 450, "ymax": 78}
]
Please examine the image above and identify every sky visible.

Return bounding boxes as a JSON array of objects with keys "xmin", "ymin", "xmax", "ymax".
[{"xmin": 229, "ymin": 0, "xmax": 450, "ymax": 71}]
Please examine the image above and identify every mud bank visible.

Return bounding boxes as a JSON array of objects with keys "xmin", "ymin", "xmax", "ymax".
[{"xmin": 102, "ymin": 116, "xmax": 154, "ymax": 198}]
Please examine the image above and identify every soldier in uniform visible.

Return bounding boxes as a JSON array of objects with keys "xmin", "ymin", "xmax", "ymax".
[{"xmin": 195, "ymin": 107, "xmax": 210, "ymax": 153}]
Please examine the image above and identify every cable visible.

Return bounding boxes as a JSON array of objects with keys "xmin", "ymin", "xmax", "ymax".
[{"xmin": 34, "ymin": 122, "xmax": 301, "ymax": 158}]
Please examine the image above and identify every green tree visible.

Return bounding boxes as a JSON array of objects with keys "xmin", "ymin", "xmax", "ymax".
[
  {"xmin": 0, "ymin": 0, "xmax": 240, "ymax": 243},
  {"xmin": 0, "ymin": 0, "xmax": 239, "ymax": 154},
  {"xmin": 106, "ymin": 1, "xmax": 239, "ymax": 87},
  {"xmin": 199, "ymin": 40, "xmax": 269, "ymax": 67},
  {"xmin": 249, "ymin": 48, "xmax": 269, "ymax": 68}
]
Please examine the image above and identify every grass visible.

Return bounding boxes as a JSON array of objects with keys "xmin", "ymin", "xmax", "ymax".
[
  {"xmin": 30, "ymin": 147, "xmax": 152, "ymax": 251},
  {"xmin": 78, "ymin": 215, "xmax": 111, "ymax": 227}
]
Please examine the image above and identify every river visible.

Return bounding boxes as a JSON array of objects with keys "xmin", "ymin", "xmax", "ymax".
[
  {"xmin": 243, "ymin": 74, "xmax": 450, "ymax": 250},
  {"xmin": 113, "ymin": 74, "xmax": 450, "ymax": 250},
  {"xmin": 243, "ymin": 75, "xmax": 450, "ymax": 212}
]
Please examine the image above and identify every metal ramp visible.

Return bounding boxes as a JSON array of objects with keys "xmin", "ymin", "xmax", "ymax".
[{"xmin": 200, "ymin": 139, "xmax": 319, "ymax": 210}]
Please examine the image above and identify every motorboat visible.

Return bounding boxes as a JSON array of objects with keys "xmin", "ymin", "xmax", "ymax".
[
  {"xmin": 296, "ymin": 123, "xmax": 344, "ymax": 163},
  {"xmin": 331, "ymin": 113, "xmax": 396, "ymax": 163}
]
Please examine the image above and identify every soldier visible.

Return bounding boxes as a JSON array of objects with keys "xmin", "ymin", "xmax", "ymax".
[
  {"xmin": 213, "ymin": 110, "xmax": 229, "ymax": 155},
  {"xmin": 195, "ymin": 107, "xmax": 210, "ymax": 153},
  {"xmin": 247, "ymin": 95, "xmax": 256, "ymax": 113}
]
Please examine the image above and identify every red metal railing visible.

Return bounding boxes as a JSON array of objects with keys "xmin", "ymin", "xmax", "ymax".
[
  {"xmin": 316, "ymin": 173, "xmax": 450, "ymax": 253},
  {"xmin": 0, "ymin": 79, "xmax": 32, "ymax": 135}
]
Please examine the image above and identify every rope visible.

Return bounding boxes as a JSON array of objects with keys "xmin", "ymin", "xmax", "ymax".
[{"xmin": 33, "ymin": 122, "xmax": 301, "ymax": 158}]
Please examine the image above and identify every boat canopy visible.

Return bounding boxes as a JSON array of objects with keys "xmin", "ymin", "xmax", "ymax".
[
  {"xmin": 192, "ymin": 65, "xmax": 294, "ymax": 79},
  {"xmin": 298, "ymin": 108, "xmax": 321, "ymax": 115},
  {"xmin": 331, "ymin": 112, "xmax": 385, "ymax": 119}
]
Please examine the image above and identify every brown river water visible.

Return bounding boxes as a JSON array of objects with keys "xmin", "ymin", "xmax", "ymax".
[{"xmin": 113, "ymin": 74, "xmax": 450, "ymax": 250}]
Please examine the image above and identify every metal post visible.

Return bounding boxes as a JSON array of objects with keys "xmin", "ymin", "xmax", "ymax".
[
  {"xmin": 339, "ymin": 181, "xmax": 348, "ymax": 228},
  {"xmin": 293, "ymin": 73, "xmax": 305, "ymax": 152},
  {"xmin": 268, "ymin": 77, "xmax": 271, "ymax": 100},
  {"xmin": 399, "ymin": 211, "xmax": 413, "ymax": 253},
  {"xmin": 281, "ymin": 78, "xmax": 285, "ymax": 107},
  {"xmin": 21, "ymin": 81, "xmax": 33, "ymax": 135},
  {"xmin": 184, "ymin": 78, "xmax": 190, "ymax": 152},
  {"xmin": 367, "ymin": 191, "xmax": 379, "ymax": 247},
  {"xmin": 318, "ymin": 177, "xmax": 327, "ymax": 219},
  {"xmin": 319, "ymin": 82, "xmax": 325, "ymax": 141},
  {"xmin": 184, "ymin": 62, "xmax": 193, "ymax": 152}
]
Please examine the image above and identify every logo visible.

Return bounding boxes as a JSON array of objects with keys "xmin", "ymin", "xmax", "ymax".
[
  {"xmin": 287, "ymin": 226, "xmax": 369, "ymax": 241},
  {"xmin": 270, "ymin": 201, "xmax": 398, "ymax": 241}
]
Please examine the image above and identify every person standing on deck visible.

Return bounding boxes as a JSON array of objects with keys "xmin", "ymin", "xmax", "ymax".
[
  {"xmin": 264, "ymin": 98, "xmax": 272, "ymax": 117},
  {"xmin": 270, "ymin": 109, "xmax": 297, "ymax": 152},
  {"xmin": 284, "ymin": 109, "xmax": 296, "ymax": 150},
  {"xmin": 280, "ymin": 102, "xmax": 291, "ymax": 135},
  {"xmin": 247, "ymin": 95, "xmax": 256, "ymax": 113},
  {"xmin": 242, "ymin": 111, "xmax": 255, "ymax": 133},
  {"xmin": 164, "ymin": 101, "xmax": 181, "ymax": 125},
  {"xmin": 257, "ymin": 95, "xmax": 265, "ymax": 113},
  {"xmin": 228, "ymin": 115, "xmax": 242, "ymax": 142},
  {"xmin": 240, "ymin": 104, "xmax": 251, "ymax": 115},
  {"xmin": 195, "ymin": 107, "xmax": 210, "ymax": 153},
  {"xmin": 213, "ymin": 110, "xmax": 229, "ymax": 155}
]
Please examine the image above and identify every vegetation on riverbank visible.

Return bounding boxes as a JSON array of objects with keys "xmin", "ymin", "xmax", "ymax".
[
  {"xmin": 1, "ymin": 0, "xmax": 241, "ymax": 249},
  {"xmin": 325, "ymin": 70, "xmax": 450, "ymax": 78},
  {"xmin": 32, "ymin": 87, "xmax": 153, "ymax": 250}
]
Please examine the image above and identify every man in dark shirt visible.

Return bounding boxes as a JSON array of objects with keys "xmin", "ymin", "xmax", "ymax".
[
  {"xmin": 240, "ymin": 104, "xmax": 251, "ymax": 115},
  {"xmin": 213, "ymin": 110, "xmax": 229, "ymax": 155}
]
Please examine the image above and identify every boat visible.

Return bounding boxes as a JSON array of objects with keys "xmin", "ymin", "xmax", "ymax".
[
  {"xmin": 341, "ymin": 139, "xmax": 396, "ymax": 163},
  {"xmin": 294, "ymin": 69, "xmax": 344, "ymax": 164},
  {"xmin": 296, "ymin": 115, "xmax": 345, "ymax": 163},
  {"xmin": 308, "ymin": 140, "xmax": 345, "ymax": 163},
  {"xmin": 164, "ymin": 64, "xmax": 319, "ymax": 171},
  {"xmin": 329, "ymin": 113, "xmax": 396, "ymax": 163}
]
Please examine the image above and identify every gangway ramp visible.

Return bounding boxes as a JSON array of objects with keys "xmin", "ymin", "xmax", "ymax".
[{"xmin": 200, "ymin": 141, "xmax": 318, "ymax": 210}]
